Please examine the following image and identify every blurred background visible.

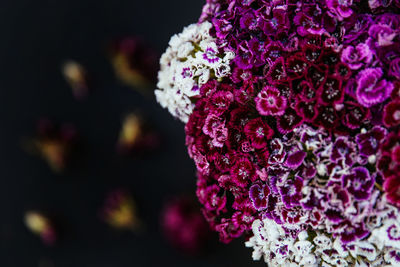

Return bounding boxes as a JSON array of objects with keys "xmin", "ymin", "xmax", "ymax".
[{"xmin": 0, "ymin": 0, "xmax": 264, "ymax": 266}]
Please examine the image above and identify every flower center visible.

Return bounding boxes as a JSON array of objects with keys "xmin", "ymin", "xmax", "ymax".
[{"xmin": 394, "ymin": 110, "xmax": 400, "ymax": 121}]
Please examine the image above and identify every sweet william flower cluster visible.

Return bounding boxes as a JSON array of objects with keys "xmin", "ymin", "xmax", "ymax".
[{"xmin": 156, "ymin": 0, "xmax": 400, "ymax": 266}]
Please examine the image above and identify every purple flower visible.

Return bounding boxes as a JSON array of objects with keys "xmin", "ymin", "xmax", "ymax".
[
  {"xmin": 342, "ymin": 167, "xmax": 374, "ymax": 200},
  {"xmin": 279, "ymin": 176, "xmax": 303, "ymax": 208},
  {"xmin": 356, "ymin": 126, "xmax": 387, "ymax": 157},
  {"xmin": 285, "ymin": 150, "xmax": 306, "ymax": 169},
  {"xmin": 326, "ymin": 0, "xmax": 353, "ymax": 20},
  {"xmin": 234, "ymin": 41, "xmax": 254, "ymax": 70},
  {"xmin": 368, "ymin": 24, "xmax": 397, "ymax": 47},
  {"xmin": 249, "ymin": 182, "xmax": 270, "ymax": 210},
  {"xmin": 341, "ymin": 43, "xmax": 373, "ymax": 70},
  {"xmin": 339, "ymin": 221, "xmax": 369, "ymax": 243},
  {"xmin": 389, "ymin": 57, "xmax": 400, "ymax": 79},
  {"xmin": 239, "ymin": 11, "xmax": 258, "ymax": 30},
  {"xmin": 356, "ymin": 68, "xmax": 394, "ymax": 107},
  {"xmin": 255, "ymin": 86, "xmax": 287, "ymax": 116},
  {"xmin": 343, "ymin": 14, "xmax": 373, "ymax": 43},
  {"xmin": 293, "ymin": 10, "xmax": 325, "ymax": 36},
  {"xmin": 369, "ymin": 0, "xmax": 395, "ymax": 9},
  {"xmin": 331, "ymin": 137, "xmax": 355, "ymax": 166}
]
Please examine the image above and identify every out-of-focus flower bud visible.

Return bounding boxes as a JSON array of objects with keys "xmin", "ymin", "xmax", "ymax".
[
  {"xmin": 116, "ymin": 113, "xmax": 160, "ymax": 155},
  {"xmin": 109, "ymin": 37, "xmax": 158, "ymax": 93},
  {"xmin": 101, "ymin": 189, "xmax": 141, "ymax": 231},
  {"xmin": 62, "ymin": 60, "xmax": 89, "ymax": 100},
  {"xmin": 24, "ymin": 211, "xmax": 56, "ymax": 246}
]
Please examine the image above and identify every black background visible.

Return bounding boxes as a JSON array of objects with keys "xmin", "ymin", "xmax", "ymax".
[{"xmin": 0, "ymin": 0, "xmax": 264, "ymax": 266}]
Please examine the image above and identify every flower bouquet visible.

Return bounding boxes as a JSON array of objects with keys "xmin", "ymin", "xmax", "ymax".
[{"xmin": 156, "ymin": 0, "xmax": 400, "ymax": 266}]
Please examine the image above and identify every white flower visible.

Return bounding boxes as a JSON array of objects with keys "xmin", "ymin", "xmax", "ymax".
[{"xmin": 155, "ymin": 21, "xmax": 234, "ymax": 122}]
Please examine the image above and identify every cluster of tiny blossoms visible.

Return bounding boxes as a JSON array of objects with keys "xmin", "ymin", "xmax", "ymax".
[
  {"xmin": 156, "ymin": 0, "xmax": 400, "ymax": 266},
  {"xmin": 155, "ymin": 21, "xmax": 234, "ymax": 123}
]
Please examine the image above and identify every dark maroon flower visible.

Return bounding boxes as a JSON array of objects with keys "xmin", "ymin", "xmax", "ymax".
[
  {"xmin": 249, "ymin": 182, "xmax": 270, "ymax": 210},
  {"xmin": 277, "ymin": 108, "xmax": 303, "ymax": 134},
  {"xmin": 234, "ymin": 80, "xmax": 255, "ymax": 104},
  {"xmin": 295, "ymin": 101, "xmax": 318, "ymax": 122},
  {"xmin": 342, "ymin": 167, "xmax": 374, "ymax": 200},
  {"xmin": 286, "ymin": 55, "xmax": 308, "ymax": 79},
  {"xmin": 255, "ymin": 86, "xmax": 287, "ymax": 116},
  {"xmin": 266, "ymin": 57, "xmax": 287, "ymax": 83},
  {"xmin": 306, "ymin": 64, "xmax": 327, "ymax": 90},
  {"xmin": 313, "ymin": 105, "xmax": 339, "ymax": 130},
  {"xmin": 356, "ymin": 126, "xmax": 387, "ymax": 157},
  {"xmin": 318, "ymin": 76, "xmax": 344, "ymax": 105},
  {"xmin": 341, "ymin": 101, "xmax": 370, "ymax": 130},
  {"xmin": 279, "ymin": 176, "xmax": 304, "ymax": 208},
  {"xmin": 244, "ymin": 118, "xmax": 274, "ymax": 149},
  {"xmin": 383, "ymin": 99, "xmax": 400, "ymax": 128}
]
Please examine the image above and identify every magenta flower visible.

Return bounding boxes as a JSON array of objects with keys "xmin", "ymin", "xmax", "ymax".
[
  {"xmin": 356, "ymin": 68, "xmax": 393, "ymax": 107},
  {"xmin": 197, "ymin": 184, "xmax": 227, "ymax": 212},
  {"xmin": 255, "ymin": 86, "xmax": 287, "ymax": 116},
  {"xmin": 244, "ymin": 118, "xmax": 274, "ymax": 149},
  {"xmin": 341, "ymin": 43, "xmax": 373, "ymax": 70},
  {"xmin": 326, "ymin": 0, "xmax": 353, "ymax": 20},
  {"xmin": 208, "ymin": 90, "xmax": 234, "ymax": 115},
  {"xmin": 230, "ymin": 157, "xmax": 256, "ymax": 188}
]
